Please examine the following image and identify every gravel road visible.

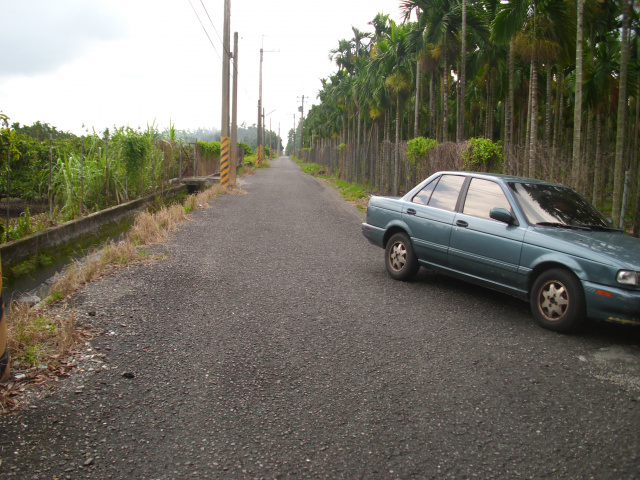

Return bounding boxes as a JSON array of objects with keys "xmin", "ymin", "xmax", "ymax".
[{"xmin": 1, "ymin": 156, "xmax": 639, "ymax": 479}]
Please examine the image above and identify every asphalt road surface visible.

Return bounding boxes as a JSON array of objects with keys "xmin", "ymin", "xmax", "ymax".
[{"xmin": 1, "ymin": 156, "xmax": 639, "ymax": 479}]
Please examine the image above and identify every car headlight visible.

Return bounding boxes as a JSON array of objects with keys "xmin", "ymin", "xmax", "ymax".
[{"xmin": 617, "ymin": 270, "xmax": 640, "ymax": 286}]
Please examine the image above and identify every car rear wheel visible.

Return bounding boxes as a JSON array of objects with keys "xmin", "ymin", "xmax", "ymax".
[
  {"xmin": 385, "ymin": 233, "xmax": 419, "ymax": 281},
  {"xmin": 530, "ymin": 268, "xmax": 586, "ymax": 332}
]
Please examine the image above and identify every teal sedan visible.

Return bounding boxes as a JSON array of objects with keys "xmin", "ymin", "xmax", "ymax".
[{"xmin": 362, "ymin": 171, "xmax": 640, "ymax": 332}]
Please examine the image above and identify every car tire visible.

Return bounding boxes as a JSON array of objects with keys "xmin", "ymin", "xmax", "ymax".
[
  {"xmin": 530, "ymin": 268, "xmax": 586, "ymax": 333},
  {"xmin": 385, "ymin": 233, "xmax": 419, "ymax": 281}
]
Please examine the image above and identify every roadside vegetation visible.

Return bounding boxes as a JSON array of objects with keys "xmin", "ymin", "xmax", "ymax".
[
  {"xmin": 0, "ymin": 118, "xmax": 278, "ymax": 243},
  {"xmin": 293, "ymin": 157, "xmax": 368, "ymax": 210},
  {"xmin": 0, "ymin": 183, "xmax": 245, "ymax": 413},
  {"xmin": 285, "ymin": 3, "xmax": 640, "ymax": 236}
]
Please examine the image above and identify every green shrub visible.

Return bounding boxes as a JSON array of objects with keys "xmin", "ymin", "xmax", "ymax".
[
  {"xmin": 300, "ymin": 163, "xmax": 324, "ymax": 175},
  {"xmin": 462, "ymin": 138, "xmax": 504, "ymax": 173},
  {"xmin": 407, "ymin": 137, "xmax": 438, "ymax": 166},
  {"xmin": 238, "ymin": 142, "xmax": 252, "ymax": 156},
  {"xmin": 197, "ymin": 140, "xmax": 221, "ymax": 158}
]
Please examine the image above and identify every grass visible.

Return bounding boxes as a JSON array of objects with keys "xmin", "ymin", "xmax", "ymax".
[
  {"xmin": 1, "ymin": 181, "xmax": 246, "ymax": 412},
  {"xmin": 294, "ymin": 159, "xmax": 369, "ymax": 209}
]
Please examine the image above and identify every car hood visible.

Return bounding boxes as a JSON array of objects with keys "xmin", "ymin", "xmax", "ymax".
[{"xmin": 527, "ymin": 227, "xmax": 640, "ymax": 270}]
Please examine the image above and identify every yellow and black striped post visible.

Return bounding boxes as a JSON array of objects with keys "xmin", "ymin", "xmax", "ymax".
[
  {"xmin": 220, "ymin": 136, "xmax": 230, "ymax": 187},
  {"xmin": 0, "ymin": 261, "xmax": 9, "ymax": 382},
  {"xmin": 256, "ymin": 144, "xmax": 263, "ymax": 168}
]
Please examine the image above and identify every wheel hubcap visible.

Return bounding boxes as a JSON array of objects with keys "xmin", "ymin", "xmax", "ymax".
[
  {"xmin": 389, "ymin": 241, "xmax": 407, "ymax": 272},
  {"xmin": 538, "ymin": 281, "xmax": 569, "ymax": 321}
]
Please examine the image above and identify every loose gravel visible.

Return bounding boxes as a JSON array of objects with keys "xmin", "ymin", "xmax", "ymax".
[{"xmin": 1, "ymin": 156, "xmax": 639, "ymax": 479}]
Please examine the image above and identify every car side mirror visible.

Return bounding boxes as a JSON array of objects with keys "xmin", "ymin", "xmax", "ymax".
[{"xmin": 490, "ymin": 207, "xmax": 516, "ymax": 225}]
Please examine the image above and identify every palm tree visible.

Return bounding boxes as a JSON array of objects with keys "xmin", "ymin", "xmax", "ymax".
[
  {"xmin": 368, "ymin": 21, "xmax": 413, "ymax": 194},
  {"xmin": 493, "ymin": 0, "xmax": 573, "ymax": 177},
  {"xmin": 571, "ymin": 0, "xmax": 585, "ymax": 188},
  {"xmin": 613, "ymin": 0, "xmax": 632, "ymax": 228},
  {"xmin": 402, "ymin": 0, "xmax": 462, "ymax": 142}
]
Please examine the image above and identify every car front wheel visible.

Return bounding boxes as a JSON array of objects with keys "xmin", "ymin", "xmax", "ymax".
[
  {"xmin": 385, "ymin": 233, "xmax": 419, "ymax": 281},
  {"xmin": 530, "ymin": 268, "xmax": 586, "ymax": 332}
]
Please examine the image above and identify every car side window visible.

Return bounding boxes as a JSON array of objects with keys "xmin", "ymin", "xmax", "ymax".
[
  {"xmin": 427, "ymin": 175, "xmax": 465, "ymax": 211},
  {"xmin": 412, "ymin": 178, "xmax": 437, "ymax": 205},
  {"xmin": 462, "ymin": 178, "xmax": 511, "ymax": 220}
]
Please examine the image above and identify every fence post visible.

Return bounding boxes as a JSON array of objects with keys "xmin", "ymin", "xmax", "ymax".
[
  {"xmin": 49, "ymin": 134, "xmax": 53, "ymax": 220},
  {"xmin": 80, "ymin": 138, "xmax": 84, "ymax": 216},
  {"xmin": 193, "ymin": 139, "xmax": 198, "ymax": 176},
  {"xmin": 105, "ymin": 140, "xmax": 110, "ymax": 207},
  {"xmin": 0, "ymin": 260, "xmax": 8, "ymax": 382},
  {"xmin": 5, "ymin": 142, "xmax": 10, "ymax": 242}
]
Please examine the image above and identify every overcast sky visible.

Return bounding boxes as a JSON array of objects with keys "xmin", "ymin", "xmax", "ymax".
[{"xmin": 0, "ymin": 0, "xmax": 403, "ymax": 139}]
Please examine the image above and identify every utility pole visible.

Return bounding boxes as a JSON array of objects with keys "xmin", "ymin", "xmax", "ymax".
[
  {"xmin": 269, "ymin": 118, "xmax": 272, "ymax": 157},
  {"xmin": 293, "ymin": 114, "xmax": 296, "ymax": 158},
  {"xmin": 256, "ymin": 39, "xmax": 279, "ymax": 167},
  {"xmin": 220, "ymin": 0, "xmax": 231, "ymax": 186},
  {"xmin": 231, "ymin": 31, "xmax": 238, "ymax": 185},
  {"xmin": 257, "ymin": 48, "xmax": 263, "ymax": 167},
  {"xmin": 297, "ymin": 95, "xmax": 306, "ymax": 155}
]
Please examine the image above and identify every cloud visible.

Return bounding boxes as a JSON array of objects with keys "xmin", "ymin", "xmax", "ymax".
[{"xmin": 0, "ymin": 0, "xmax": 125, "ymax": 77}]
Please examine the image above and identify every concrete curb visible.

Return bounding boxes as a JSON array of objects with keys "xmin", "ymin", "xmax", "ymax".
[{"xmin": 0, "ymin": 185, "xmax": 188, "ymax": 271}]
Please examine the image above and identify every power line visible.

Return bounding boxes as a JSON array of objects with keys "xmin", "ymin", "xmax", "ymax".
[
  {"xmin": 199, "ymin": 0, "xmax": 225, "ymax": 51},
  {"xmin": 188, "ymin": 0, "xmax": 221, "ymax": 60},
  {"xmin": 187, "ymin": 0, "xmax": 256, "ymax": 117}
]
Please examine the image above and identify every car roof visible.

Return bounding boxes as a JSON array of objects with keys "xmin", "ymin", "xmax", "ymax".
[{"xmin": 437, "ymin": 171, "xmax": 565, "ymax": 187}]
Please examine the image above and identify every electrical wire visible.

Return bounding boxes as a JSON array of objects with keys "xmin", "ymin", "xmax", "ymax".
[
  {"xmin": 188, "ymin": 0, "xmax": 221, "ymax": 60},
  {"xmin": 199, "ymin": 0, "xmax": 224, "ymax": 49},
  {"xmin": 188, "ymin": 0, "xmax": 256, "ymax": 110}
]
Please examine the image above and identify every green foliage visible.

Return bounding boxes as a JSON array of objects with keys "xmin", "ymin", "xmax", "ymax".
[
  {"xmin": 238, "ymin": 142, "xmax": 252, "ymax": 156},
  {"xmin": 337, "ymin": 143, "xmax": 346, "ymax": 151},
  {"xmin": 8, "ymin": 208, "xmax": 33, "ymax": 240},
  {"xmin": 0, "ymin": 120, "xmax": 186, "ymax": 233},
  {"xmin": 462, "ymin": 138, "xmax": 504, "ymax": 173},
  {"xmin": 406, "ymin": 137, "xmax": 438, "ymax": 166},
  {"xmin": 197, "ymin": 140, "xmax": 221, "ymax": 158},
  {"xmin": 116, "ymin": 127, "xmax": 151, "ymax": 194},
  {"xmin": 300, "ymin": 163, "xmax": 325, "ymax": 176},
  {"xmin": 332, "ymin": 179, "xmax": 367, "ymax": 201}
]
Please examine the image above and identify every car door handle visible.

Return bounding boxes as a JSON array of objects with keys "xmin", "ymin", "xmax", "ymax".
[
  {"xmin": 456, "ymin": 220, "xmax": 468, "ymax": 228},
  {"xmin": 406, "ymin": 208, "xmax": 416, "ymax": 215}
]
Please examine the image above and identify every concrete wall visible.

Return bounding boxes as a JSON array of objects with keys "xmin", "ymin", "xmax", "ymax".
[{"xmin": 0, "ymin": 185, "xmax": 188, "ymax": 270}]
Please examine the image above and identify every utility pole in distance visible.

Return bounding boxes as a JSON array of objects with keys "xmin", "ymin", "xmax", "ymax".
[
  {"xmin": 220, "ymin": 0, "xmax": 231, "ymax": 186},
  {"xmin": 256, "ymin": 39, "xmax": 279, "ymax": 167},
  {"xmin": 257, "ymin": 48, "xmax": 263, "ymax": 167},
  {"xmin": 231, "ymin": 31, "xmax": 238, "ymax": 185},
  {"xmin": 297, "ymin": 95, "xmax": 306, "ymax": 158}
]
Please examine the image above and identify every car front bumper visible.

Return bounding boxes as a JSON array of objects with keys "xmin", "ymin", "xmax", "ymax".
[{"xmin": 583, "ymin": 280, "xmax": 640, "ymax": 326}]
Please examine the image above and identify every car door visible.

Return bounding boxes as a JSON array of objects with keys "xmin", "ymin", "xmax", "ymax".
[
  {"xmin": 448, "ymin": 178, "xmax": 526, "ymax": 293},
  {"xmin": 402, "ymin": 174, "xmax": 465, "ymax": 267}
]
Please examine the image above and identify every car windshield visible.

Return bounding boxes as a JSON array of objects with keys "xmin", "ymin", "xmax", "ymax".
[{"xmin": 508, "ymin": 182, "xmax": 609, "ymax": 228}]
